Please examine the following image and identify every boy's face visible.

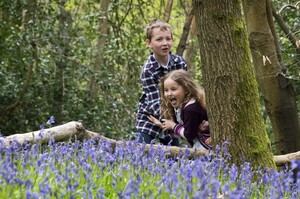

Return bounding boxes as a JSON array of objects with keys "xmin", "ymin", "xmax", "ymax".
[{"xmin": 146, "ymin": 27, "xmax": 173, "ymax": 60}]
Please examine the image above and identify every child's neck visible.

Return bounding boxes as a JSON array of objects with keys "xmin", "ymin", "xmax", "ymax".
[{"xmin": 154, "ymin": 54, "xmax": 169, "ymax": 67}]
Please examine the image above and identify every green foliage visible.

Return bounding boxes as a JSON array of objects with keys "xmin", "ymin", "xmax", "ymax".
[
  {"xmin": 0, "ymin": 0, "xmax": 298, "ymax": 143},
  {"xmin": 273, "ymin": 0, "xmax": 300, "ymax": 113},
  {"xmin": 0, "ymin": 0, "xmax": 187, "ymax": 139}
]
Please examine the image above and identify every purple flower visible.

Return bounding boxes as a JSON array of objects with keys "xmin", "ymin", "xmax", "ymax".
[
  {"xmin": 229, "ymin": 163, "xmax": 238, "ymax": 183},
  {"xmin": 26, "ymin": 191, "xmax": 40, "ymax": 199},
  {"xmin": 96, "ymin": 188, "xmax": 105, "ymax": 199},
  {"xmin": 38, "ymin": 124, "xmax": 45, "ymax": 139},
  {"xmin": 46, "ymin": 116, "xmax": 55, "ymax": 125}
]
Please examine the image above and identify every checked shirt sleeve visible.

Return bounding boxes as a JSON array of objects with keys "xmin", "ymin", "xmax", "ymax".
[{"xmin": 141, "ymin": 70, "xmax": 161, "ymax": 118}]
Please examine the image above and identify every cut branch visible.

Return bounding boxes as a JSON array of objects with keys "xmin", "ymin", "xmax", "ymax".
[{"xmin": 0, "ymin": 121, "xmax": 299, "ymax": 166}]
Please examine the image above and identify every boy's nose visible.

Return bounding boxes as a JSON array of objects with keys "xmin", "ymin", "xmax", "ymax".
[{"xmin": 162, "ymin": 39, "xmax": 168, "ymax": 45}]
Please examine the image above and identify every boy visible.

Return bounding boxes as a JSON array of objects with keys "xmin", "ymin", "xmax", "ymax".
[{"xmin": 136, "ymin": 19, "xmax": 187, "ymax": 145}]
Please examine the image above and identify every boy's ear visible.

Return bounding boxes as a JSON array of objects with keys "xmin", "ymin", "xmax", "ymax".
[{"xmin": 146, "ymin": 39, "xmax": 151, "ymax": 47}]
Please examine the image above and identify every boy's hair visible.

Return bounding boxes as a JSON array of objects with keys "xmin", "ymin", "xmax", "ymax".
[
  {"xmin": 160, "ymin": 69, "xmax": 206, "ymax": 119},
  {"xmin": 145, "ymin": 19, "xmax": 173, "ymax": 41}
]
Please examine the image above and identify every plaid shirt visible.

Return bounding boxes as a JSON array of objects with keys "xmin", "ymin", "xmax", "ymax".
[{"xmin": 136, "ymin": 52, "xmax": 187, "ymax": 138}]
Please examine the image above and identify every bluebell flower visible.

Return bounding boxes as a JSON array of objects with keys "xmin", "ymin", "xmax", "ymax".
[
  {"xmin": 26, "ymin": 191, "xmax": 40, "ymax": 199},
  {"xmin": 46, "ymin": 116, "xmax": 55, "ymax": 125},
  {"xmin": 38, "ymin": 124, "xmax": 45, "ymax": 139},
  {"xmin": 96, "ymin": 188, "xmax": 105, "ymax": 199},
  {"xmin": 229, "ymin": 163, "xmax": 238, "ymax": 183}
]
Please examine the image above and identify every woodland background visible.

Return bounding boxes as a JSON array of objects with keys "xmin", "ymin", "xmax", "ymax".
[{"xmin": 0, "ymin": 0, "xmax": 299, "ymax": 155}]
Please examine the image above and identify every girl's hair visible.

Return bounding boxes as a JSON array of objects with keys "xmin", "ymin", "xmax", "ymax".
[
  {"xmin": 145, "ymin": 19, "xmax": 173, "ymax": 41},
  {"xmin": 160, "ymin": 69, "xmax": 206, "ymax": 119}
]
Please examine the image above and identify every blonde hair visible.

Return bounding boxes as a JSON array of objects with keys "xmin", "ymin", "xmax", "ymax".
[
  {"xmin": 160, "ymin": 69, "xmax": 206, "ymax": 119},
  {"xmin": 145, "ymin": 19, "xmax": 173, "ymax": 41}
]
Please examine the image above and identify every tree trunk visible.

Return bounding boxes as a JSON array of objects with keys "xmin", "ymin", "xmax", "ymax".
[
  {"xmin": 53, "ymin": 0, "xmax": 72, "ymax": 124},
  {"xmin": 192, "ymin": 0, "xmax": 276, "ymax": 169},
  {"xmin": 88, "ymin": 0, "xmax": 110, "ymax": 101},
  {"xmin": 1, "ymin": 122, "xmax": 299, "ymax": 166},
  {"xmin": 242, "ymin": 0, "xmax": 300, "ymax": 154}
]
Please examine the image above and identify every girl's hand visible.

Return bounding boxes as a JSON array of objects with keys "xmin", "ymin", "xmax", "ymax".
[
  {"xmin": 161, "ymin": 119, "xmax": 176, "ymax": 131},
  {"xmin": 205, "ymin": 137, "xmax": 212, "ymax": 145},
  {"xmin": 148, "ymin": 115, "xmax": 163, "ymax": 129}
]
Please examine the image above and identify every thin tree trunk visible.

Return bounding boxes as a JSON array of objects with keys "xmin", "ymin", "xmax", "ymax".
[
  {"xmin": 88, "ymin": 0, "xmax": 110, "ymax": 101},
  {"xmin": 242, "ymin": 0, "xmax": 300, "ymax": 154},
  {"xmin": 271, "ymin": 2, "xmax": 300, "ymax": 73},
  {"xmin": 164, "ymin": 0, "xmax": 173, "ymax": 22},
  {"xmin": 53, "ymin": 0, "xmax": 72, "ymax": 124},
  {"xmin": 271, "ymin": 3, "xmax": 300, "ymax": 50},
  {"xmin": 183, "ymin": 16, "xmax": 197, "ymax": 75},
  {"xmin": 176, "ymin": 7, "xmax": 193, "ymax": 57},
  {"xmin": 193, "ymin": 0, "xmax": 276, "ymax": 169}
]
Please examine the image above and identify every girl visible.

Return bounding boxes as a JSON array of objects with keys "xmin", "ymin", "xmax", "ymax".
[{"xmin": 148, "ymin": 69, "xmax": 211, "ymax": 150}]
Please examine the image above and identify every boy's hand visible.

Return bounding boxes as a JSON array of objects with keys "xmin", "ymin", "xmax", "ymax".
[{"xmin": 148, "ymin": 115, "xmax": 163, "ymax": 129}]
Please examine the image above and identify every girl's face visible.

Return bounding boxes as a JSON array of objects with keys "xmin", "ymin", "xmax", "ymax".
[
  {"xmin": 146, "ymin": 27, "xmax": 173, "ymax": 61},
  {"xmin": 163, "ymin": 78, "xmax": 186, "ymax": 108}
]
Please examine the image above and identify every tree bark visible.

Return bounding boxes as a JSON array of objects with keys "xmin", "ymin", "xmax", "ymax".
[
  {"xmin": 192, "ymin": 0, "xmax": 276, "ymax": 169},
  {"xmin": 242, "ymin": 0, "xmax": 300, "ymax": 154},
  {"xmin": 0, "ymin": 122, "xmax": 298, "ymax": 166}
]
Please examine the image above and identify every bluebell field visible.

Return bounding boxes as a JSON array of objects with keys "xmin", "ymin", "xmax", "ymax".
[{"xmin": 0, "ymin": 119, "xmax": 299, "ymax": 198}]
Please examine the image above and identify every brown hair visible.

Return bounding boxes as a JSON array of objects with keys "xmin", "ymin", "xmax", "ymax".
[
  {"xmin": 145, "ymin": 19, "xmax": 173, "ymax": 41},
  {"xmin": 160, "ymin": 69, "xmax": 206, "ymax": 119}
]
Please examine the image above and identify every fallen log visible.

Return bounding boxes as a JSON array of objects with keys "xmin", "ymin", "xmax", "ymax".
[
  {"xmin": 0, "ymin": 121, "xmax": 97, "ymax": 147},
  {"xmin": 0, "ymin": 121, "xmax": 299, "ymax": 166},
  {"xmin": 274, "ymin": 151, "xmax": 300, "ymax": 166}
]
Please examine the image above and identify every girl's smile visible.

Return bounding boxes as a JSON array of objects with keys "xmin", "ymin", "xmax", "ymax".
[{"xmin": 163, "ymin": 78, "xmax": 186, "ymax": 108}]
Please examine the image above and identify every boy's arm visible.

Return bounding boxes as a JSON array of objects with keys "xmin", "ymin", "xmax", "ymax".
[{"xmin": 141, "ymin": 71, "xmax": 161, "ymax": 117}]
